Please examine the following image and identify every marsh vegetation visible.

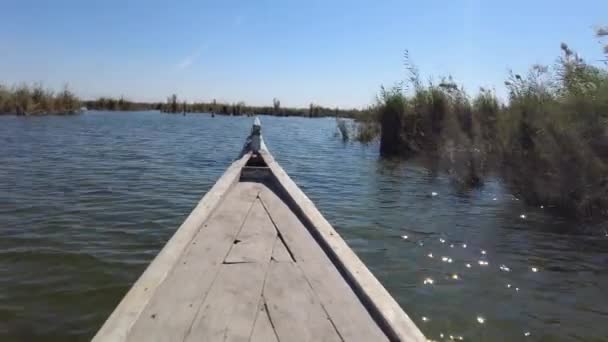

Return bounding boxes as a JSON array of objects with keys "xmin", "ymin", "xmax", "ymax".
[{"xmin": 355, "ymin": 29, "xmax": 608, "ymax": 222}]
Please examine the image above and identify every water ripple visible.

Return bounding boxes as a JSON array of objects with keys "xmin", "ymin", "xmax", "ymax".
[{"xmin": 0, "ymin": 112, "xmax": 607, "ymax": 341}]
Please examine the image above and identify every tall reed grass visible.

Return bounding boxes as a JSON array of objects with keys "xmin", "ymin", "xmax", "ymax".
[
  {"xmin": 357, "ymin": 39, "xmax": 608, "ymax": 220},
  {"xmin": 0, "ymin": 83, "xmax": 80, "ymax": 115}
]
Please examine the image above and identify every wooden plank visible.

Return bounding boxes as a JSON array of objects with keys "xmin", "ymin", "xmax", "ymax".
[
  {"xmin": 271, "ymin": 236, "xmax": 293, "ymax": 262},
  {"xmin": 93, "ymin": 153, "xmax": 251, "ymax": 342},
  {"xmin": 224, "ymin": 199, "xmax": 277, "ymax": 264},
  {"xmin": 259, "ymin": 188, "xmax": 389, "ymax": 342},
  {"xmin": 263, "ymin": 261, "xmax": 341, "ymax": 342},
  {"xmin": 249, "ymin": 302, "xmax": 279, "ymax": 342},
  {"xmin": 126, "ymin": 182, "xmax": 261, "ymax": 342},
  {"xmin": 262, "ymin": 148, "xmax": 426, "ymax": 342},
  {"xmin": 184, "ymin": 263, "xmax": 268, "ymax": 342}
]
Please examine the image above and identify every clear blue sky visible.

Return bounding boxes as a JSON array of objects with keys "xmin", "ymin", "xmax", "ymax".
[{"xmin": 1, "ymin": 0, "xmax": 606, "ymax": 108}]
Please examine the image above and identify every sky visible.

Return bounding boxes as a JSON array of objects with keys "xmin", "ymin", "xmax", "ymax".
[{"xmin": 1, "ymin": 0, "xmax": 606, "ymax": 108}]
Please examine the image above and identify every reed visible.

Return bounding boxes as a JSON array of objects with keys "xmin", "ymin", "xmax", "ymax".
[
  {"xmin": 0, "ymin": 83, "xmax": 80, "ymax": 115},
  {"xmin": 355, "ymin": 39, "xmax": 608, "ymax": 220}
]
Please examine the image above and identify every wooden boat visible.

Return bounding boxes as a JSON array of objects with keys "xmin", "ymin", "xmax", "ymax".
[{"xmin": 93, "ymin": 118, "xmax": 425, "ymax": 342}]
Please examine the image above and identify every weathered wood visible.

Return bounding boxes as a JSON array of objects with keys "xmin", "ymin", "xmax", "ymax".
[
  {"xmin": 93, "ymin": 153, "xmax": 251, "ymax": 342},
  {"xmin": 185, "ymin": 263, "xmax": 268, "ymax": 342},
  {"xmin": 224, "ymin": 199, "xmax": 277, "ymax": 264},
  {"xmin": 126, "ymin": 182, "xmax": 261, "ymax": 342},
  {"xmin": 183, "ymin": 198, "xmax": 277, "ymax": 341},
  {"xmin": 249, "ymin": 302, "xmax": 279, "ymax": 342},
  {"xmin": 271, "ymin": 236, "xmax": 293, "ymax": 262},
  {"xmin": 260, "ymin": 188, "xmax": 389, "ymax": 342},
  {"xmin": 263, "ymin": 261, "xmax": 342, "ymax": 342},
  {"xmin": 96, "ymin": 118, "xmax": 425, "ymax": 342},
  {"xmin": 261, "ymin": 148, "xmax": 426, "ymax": 342}
]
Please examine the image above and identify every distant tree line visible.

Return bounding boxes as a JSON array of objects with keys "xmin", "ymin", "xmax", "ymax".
[
  {"xmin": 84, "ymin": 97, "xmax": 161, "ymax": 111},
  {"xmin": 159, "ymin": 94, "xmax": 368, "ymax": 118},
  {"xmin": 0, "ymin": 83, "xmax": 368, "ymax": 118}
]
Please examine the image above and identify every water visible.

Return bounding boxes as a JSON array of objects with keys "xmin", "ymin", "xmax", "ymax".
[{"xmin": 1, "ymin": 111, "xmax": 607, "ymax": 341}]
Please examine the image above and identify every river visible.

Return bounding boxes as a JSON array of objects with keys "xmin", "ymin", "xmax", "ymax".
[{"xmin": 0, "ymin": 111, "xmax": 607, "ymax": 341}]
